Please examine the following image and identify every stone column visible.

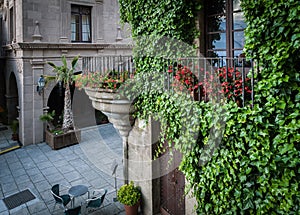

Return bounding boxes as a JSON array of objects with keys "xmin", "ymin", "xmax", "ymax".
[
  {"xmin": 108, "ymin": 116, "xmax": 131, "ymax": 183},
  {"xmin": 127, "ymin": 118, "xmax": 161, "ymax": 215},
  {"xmin": 30, "ymin": 59, "xmax": 45, "ymax": 145}
]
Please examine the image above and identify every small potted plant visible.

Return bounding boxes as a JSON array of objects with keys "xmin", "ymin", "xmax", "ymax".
[{"xmin": 117, "ymin": 181, "xmax": 141, "ymax": 215}]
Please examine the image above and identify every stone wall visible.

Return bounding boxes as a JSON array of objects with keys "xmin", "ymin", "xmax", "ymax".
[
  {"xmin": 127, "ymin": 118, "xmax": 197, "ymax": 214},
  {"xmin": 20, "ymin": 0, "xmax": 124, "ymax": 43},
  {"xmin": 0, "ymin": 0, "xmax": 132, "ymax": 145},
  {"xmin": 127, "ymin": 118, "xmax": 161, "ymax": 215}
]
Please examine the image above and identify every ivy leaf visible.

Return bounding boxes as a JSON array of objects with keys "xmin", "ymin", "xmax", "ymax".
[{"xmin": 276, "ymin": 100, "xmax": 286, "ymax": 109}]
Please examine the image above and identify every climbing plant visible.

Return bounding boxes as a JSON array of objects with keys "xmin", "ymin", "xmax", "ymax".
[
  {"xmin": 119, "ymin": 0, "xmax": 202, "ymax": 151},
  {"xmin": 181, "ymin": 0, "xmax": 300, "ymax": 214},
  {"xmin": 119, "ymin": 0, "xmax": 300, "ymax": 214}
]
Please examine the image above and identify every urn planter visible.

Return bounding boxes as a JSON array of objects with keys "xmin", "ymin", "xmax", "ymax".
[
  {"xmin": 83, "ymin": 87, "xmax": 134, "ymax": 182},
  {"xmin": 83, "ymin": 87, "xmax": 133, "ymax": 137}
]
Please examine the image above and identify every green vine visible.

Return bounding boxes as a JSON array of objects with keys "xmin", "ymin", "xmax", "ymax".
[
  {"xmin": 119, "ymin": 0, "xmax": 300, "ymax": 214},
  {"xmin": 181, "ymin": 0, "xmax": 300, "ymax": 213}
]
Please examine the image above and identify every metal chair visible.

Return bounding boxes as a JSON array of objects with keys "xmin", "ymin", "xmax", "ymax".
[
  {"xmin": 64, "ymin": 205, "xmax": 81, "ymax": 215},
  {"xmin": 86, "ymin": 189, "xmax": 107, "ymax": 213},
  {"xmin": 51, "ymin": 184, "xmax": 71, "ymax": 210}
]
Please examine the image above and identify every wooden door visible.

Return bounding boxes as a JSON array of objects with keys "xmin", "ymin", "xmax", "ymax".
[{"xmin": 160, "ymin": 146, "xmax": 185, "ymax": 215}]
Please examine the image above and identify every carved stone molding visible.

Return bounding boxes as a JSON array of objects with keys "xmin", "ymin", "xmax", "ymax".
[
  {"xmin": 116, "ymin": 26, "xmax": 123, "ymax": 42},
  {"xmin": 32, "ymin": 21, "xmax": 42, "ymax": 42},
  {"xmin": 4, "ymin": 42, "xmax": 133, "ymax": 51}
]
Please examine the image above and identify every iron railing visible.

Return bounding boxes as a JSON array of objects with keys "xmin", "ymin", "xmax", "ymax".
[
  {"xmin": 82, "ymin": 55, "xmax": 135, "ymax": 76},
  {"xmin": 165, "ymin": 57, "xmax": 257, "ymax": 107},
  {"xmin": 82, "ymin": 56, "xmax": 257, "ymax": 107}
]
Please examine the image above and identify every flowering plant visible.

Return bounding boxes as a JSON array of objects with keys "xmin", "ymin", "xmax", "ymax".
[
  {"xmin": 217, "ymin": 67, "xmax": 252, "ymax": 103},
  {"xmin": 75, "ymin": 70, "xmax": 134, "ymax": 90},
  {"xmin": 169, "ymin": 64, "xmax": 198, "ymax": 92},
  {"xmin": 169, "ymin": 64, "xmax": 252, "ymax": 106}
]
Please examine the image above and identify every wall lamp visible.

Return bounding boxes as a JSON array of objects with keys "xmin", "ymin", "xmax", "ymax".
[{"xmin": 37, "ymin": 75, "xmax": 45, "ymax": 95}]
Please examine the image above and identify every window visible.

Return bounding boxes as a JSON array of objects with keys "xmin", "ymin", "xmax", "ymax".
[
  {"xmin": 71, "ymin": 5, "xmax": 91, "ymax": 42},
  {"xmin": 9, "ymin": 7, "xmax": 14, "ymax": 43},
  {"xmin": 205, "ymin": 0, "xmax": 246, "ymax": 58}
]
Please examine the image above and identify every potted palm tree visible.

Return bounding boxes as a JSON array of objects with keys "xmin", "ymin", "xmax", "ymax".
[
  {"xmin": 117, "ymin": 181, "xmax": 141, "ymax": 215},
  {"xmin": 44, "ymin": 55, "xmax": 81, "ymax": 150}
]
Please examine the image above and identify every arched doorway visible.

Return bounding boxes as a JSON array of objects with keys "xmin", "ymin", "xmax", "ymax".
[
  {"xmin": 47, "ymin": 83, "xmax": 65, "ymax": 127},
  {"xmin": 7, "ymin": 72, "xmax": 19, "ymax": 124},
  {"xmin": 0, "ymin": 64, "xmax": 7, "ymax": 124}
]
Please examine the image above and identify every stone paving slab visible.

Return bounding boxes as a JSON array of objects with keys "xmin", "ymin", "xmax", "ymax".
[{"xmin": 0, "ymin": 124, "xmax": 125, "ymax": 215}]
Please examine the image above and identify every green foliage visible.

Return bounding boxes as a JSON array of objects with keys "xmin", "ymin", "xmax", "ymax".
[
  {"xmin": 181, "ymin": 101, "xmax": 300, "ymax": 214},
  {"xmin": 39, "ymin": 110, "xmax": 55, "ymax": 123},
  {"xmin": 75, "ymin": 70, "xmax": 132, "ymax": 90},
  {"xmin": 119, "ymin": 0, "xmax": 201, "ymax": 74},
  {"xmin": 47, "ymin": 55, "xmax": 80, "ymax": 131},
  {"xmin": 119, "ymin": 0, "xmax": 200, "ymax": 42},
  {"xmin": 10, "ymin": 120, "xmax": 19, "ymax": 134},
  {"xmin": 39, "ymin": 110, "xmax": 57, "ymax": 132},
  {"xmin": 119, "ymin": 0, "xmax": 300, "ymax": 214},
  {"xmin": 118, "ymin": 0, "xmax": 202, "ymax": 151},
  {"xmin": 180, "ymin": 0, "xmax": 300, "ymax": 214},
  {"xmin": 117, "ymin": 181, "xmax": 141, "ymax": 206},
  {"xmin": 47, "ymin": 55, "xmax": 79, "ymax": 86}
]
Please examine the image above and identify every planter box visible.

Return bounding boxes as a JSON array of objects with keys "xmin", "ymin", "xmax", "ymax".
[{"xmin": 45, "ymin": 129, "xmax": 81, "ymax": 150}]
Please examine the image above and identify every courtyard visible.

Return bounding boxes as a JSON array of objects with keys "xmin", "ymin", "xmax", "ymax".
[{"xmin": 0, "ymin": 124, "xmax": 126, "ymax": 215}]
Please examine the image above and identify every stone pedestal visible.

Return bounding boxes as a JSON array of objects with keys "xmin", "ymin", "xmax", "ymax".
[{"xmin": 83, "ymin": 87, "xmax": 133, "ymax": 181}]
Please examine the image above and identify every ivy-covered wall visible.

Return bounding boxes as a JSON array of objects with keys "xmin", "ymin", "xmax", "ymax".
[
  {"xmin": 119, "ymin": 0, "xmax": 300, "ymax": 214},
  {"xmin": 182, "ymin": 0, "xmax": 300, "ymax": 213}
]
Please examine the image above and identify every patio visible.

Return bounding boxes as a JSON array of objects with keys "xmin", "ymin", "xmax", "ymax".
[{"xmin": 0, "ymin": 124, "xmax": 125, "ymax": 215}]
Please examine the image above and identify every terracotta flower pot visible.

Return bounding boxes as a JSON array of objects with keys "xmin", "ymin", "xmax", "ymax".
[{"xmin": 124, "ymin": 201, "xmax": 140, "ymax": 215}]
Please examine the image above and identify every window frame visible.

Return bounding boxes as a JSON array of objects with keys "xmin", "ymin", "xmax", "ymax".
[
  {"xmin": 9, "ymin": 7, "xmax": 15, "ymax": 43},
  {"xmin": 71, "ymin": 4, "xmax": 92, "ymax": 43},
  {"xmin": 205, "ymin": 0, "xmax": 245, "ymax": 58}
]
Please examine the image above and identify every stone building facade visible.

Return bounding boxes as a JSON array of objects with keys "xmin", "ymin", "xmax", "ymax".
[{"xmin": 0, "ymin": 0, "xmax": 132, "ymax": 145}]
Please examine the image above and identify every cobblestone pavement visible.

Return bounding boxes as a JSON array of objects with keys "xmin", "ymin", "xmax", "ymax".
[{"xmin": 0, "ymin": 124, "xmax": 126, "ymax": 215}]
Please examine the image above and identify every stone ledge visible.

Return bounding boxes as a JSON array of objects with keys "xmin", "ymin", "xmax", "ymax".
[{"xmin": 4, "ymin": 42, "xmax": 133, "ymax": 51}]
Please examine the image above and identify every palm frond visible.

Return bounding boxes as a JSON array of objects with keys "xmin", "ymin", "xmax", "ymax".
[
  {"xmin": 62, "ymin": 55, "xmax": 68, "ymax": 68},
  {"xmin": 72, "ymin": 55, "xmax": 79, "ymax": 68}
]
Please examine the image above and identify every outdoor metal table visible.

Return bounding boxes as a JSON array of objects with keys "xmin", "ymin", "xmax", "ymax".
[{"xmin": 69, "ymin": 185, "xmax": 89, "ymax": 207}]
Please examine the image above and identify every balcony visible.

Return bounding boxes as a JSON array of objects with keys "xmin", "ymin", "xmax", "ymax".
[{"xmin": 81, "ymin": 55, "xmax": 257, "ymax": 107}]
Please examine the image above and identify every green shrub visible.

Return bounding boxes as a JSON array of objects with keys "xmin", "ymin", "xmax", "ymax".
[{"xmin": 117, "ymin": 181, "xmax": 141, "ymax": 206}]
